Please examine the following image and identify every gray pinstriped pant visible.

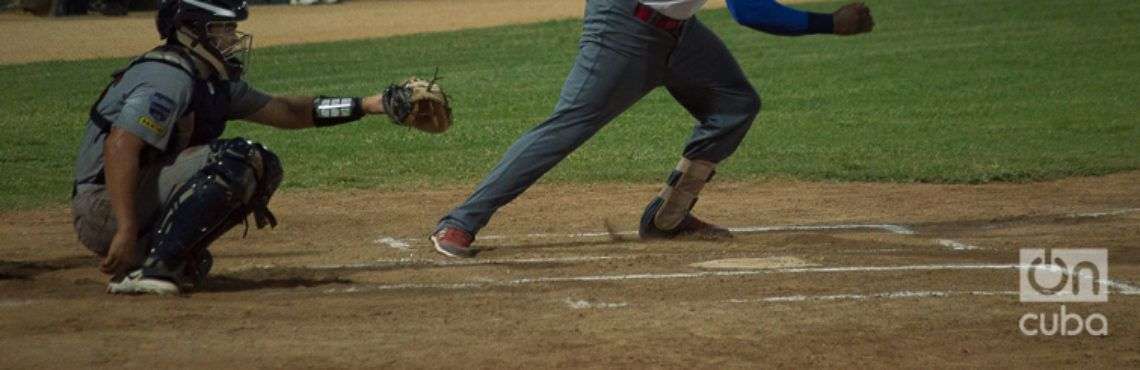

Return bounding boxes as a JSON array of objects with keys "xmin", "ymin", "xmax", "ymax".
[{"xmin": 440, "ymin": 0, "xmax": 760, "ymax": 235}]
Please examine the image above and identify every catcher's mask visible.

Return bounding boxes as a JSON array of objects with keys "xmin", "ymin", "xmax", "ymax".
[{"xmin": 157, "ymin": 0, "xmax": 252, "ymax": 80}]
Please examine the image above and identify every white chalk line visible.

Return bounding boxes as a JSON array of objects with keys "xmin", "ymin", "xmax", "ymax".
[
  {"xmin": 373, "ymin": 237, "xmax": 411, "ymax": 251},
  {"xmin": 729, "ymin": 224, "xmax": 916, "ymax": 235},
  {"xmin": 739, "ymin": 280, "xmax": 1140, "ymax": 304},
  {"xmin": 318, "ymin": 263, "xmax": 1140, "ymax": 296},
  {"xmin": 1097, "ymin": 276, "xmax": 1140, "ymax": 295},
  {"xmin": 372, "ymin": 223, "xmax": 917, "ymax": 248},
  {"xmin": 371, "ymin": 206, "xmax": 1136, "ymax": 250},
  {"xmin": 371, "ymin": 207, "xmax": 1136, "ymax": 249},
  {"xmin": 936, "ymin": 239, "xmax": 982, "ymax": 251},
  {"xmin": 853, "ymin": 248, "xmax": 909, "ymax": 253},
  {"xmin": 323, "ymin": 264, "xmax": 1005, "ymax": 293},
  {"xmin": 346, "ymin": 209, "xmax": 1140, "ymax": 299},
  {"xmin": 1107, "ymin": 278, "xmax": 1140, "ymax": 293},
  {"xmin": 1068, "ymin": 208, "xmax": 1140, "ymax": 219},
  {"xmin": 480, "ymin": 223, "xmax": 919, "ymax": 240},
  {"xmin": 372, "ymin": 207, "xmax": 1136, "ymax": 248},
  {"xmin": 727, "ymin": 290, "xmax": 1019, "ymax": 303},
  {"xmin": 225, "ymin": 255, "xmax": 642, "ymax": 273},
  {"xmin": 931, "ymin": 240, "xmax": 1138, "ymax": 295},
  {"xmin": 564, "ymin": 298, "xmax": 629, "ymax": 309},
  {"xmin": 0, "ymin": 299, "xmax": 36, "ymax": 308}
]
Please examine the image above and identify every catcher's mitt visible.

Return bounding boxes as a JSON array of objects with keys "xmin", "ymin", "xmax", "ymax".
[{"xmin": 382, "ymin": 76, "xmax": 452, "ymax": 133}]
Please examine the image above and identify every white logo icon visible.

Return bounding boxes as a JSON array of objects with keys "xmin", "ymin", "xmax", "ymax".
[{"xmin": 1019, "ymin": 249, "xmax": 1107, "ymax": 303}]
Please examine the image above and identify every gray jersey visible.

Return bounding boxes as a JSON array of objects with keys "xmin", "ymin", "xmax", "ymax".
[{"xmin": 74, "ymin": 61, "xmax": 271, "ymax": 184}]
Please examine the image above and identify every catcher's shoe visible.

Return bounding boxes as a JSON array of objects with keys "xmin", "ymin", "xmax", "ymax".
[
  {"xmin": 107, "ymin": 257, "xmax": 194, "ymax": 295},
  {"xmin": 431, "ymin": 226, "xmax": 477, "ymax": 258},
  {"xmin": 107, "ymin": 269, "xmax": 180, "ymax": 295},
  {"xmin": 639, "ymin": 197, "xmax": 733, "ymax": 240}
]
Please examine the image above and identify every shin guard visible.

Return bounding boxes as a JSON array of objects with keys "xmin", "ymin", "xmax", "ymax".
[{"xmin": 143, "ymin": 138, "xmax": 282, "ymax": 283}]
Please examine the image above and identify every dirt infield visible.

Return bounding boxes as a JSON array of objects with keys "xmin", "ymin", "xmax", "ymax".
[
  {"xmin": 0, "ymin": 0, "xmax": 735, "ymax": 65},
  {"xmin": 2, "ymin": 171, "xmax": 1138, "ymax": 367},
  {"xmin": 3, "ymin": 0, "xmax": 1138, "ymax": 367}
]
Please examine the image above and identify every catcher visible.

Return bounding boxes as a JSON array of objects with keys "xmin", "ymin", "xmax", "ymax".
[{"xmin": 72, "ymin": 0, "xmax": 450, "ymax": 295}]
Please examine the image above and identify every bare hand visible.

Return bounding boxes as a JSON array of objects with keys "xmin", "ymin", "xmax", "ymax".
[
  {"xmin": 834, "ymin": 2, "xmax": 874, "ymax": 36},
  {"xmin": 100, "ymin": 231, "xmax": 140, "ymax": 275}
]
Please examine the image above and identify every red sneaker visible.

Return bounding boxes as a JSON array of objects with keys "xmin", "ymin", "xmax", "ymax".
[{"xmin": 430, "ymin": 227, "xmax": 478, "ymax": 258}]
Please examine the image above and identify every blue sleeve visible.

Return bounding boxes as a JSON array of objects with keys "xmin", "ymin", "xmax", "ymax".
[{"xmin": 726, "ymin": 0, "xmax": 834, "ymax": 36}]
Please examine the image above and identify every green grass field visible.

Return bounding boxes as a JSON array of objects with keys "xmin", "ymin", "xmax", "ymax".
[{"xmin": 1, "ymin": 0, "xmax": 1137, "ymax": 210}]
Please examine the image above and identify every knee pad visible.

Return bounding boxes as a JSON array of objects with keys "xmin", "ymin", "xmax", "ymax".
[
  {"xmin": 206, "ymin": 137, "xmax": 283, "ymax": 205},
  {"xmin": 210, "ymin": 138, "xmax": 283, "ymax": 228},
  {"xmin": 147, "ymin": 138, "xmax": 283, "ymax": 267},
  {"xmin": 652, "ymin": 158, "xmax": 716, "ymax": 230}
]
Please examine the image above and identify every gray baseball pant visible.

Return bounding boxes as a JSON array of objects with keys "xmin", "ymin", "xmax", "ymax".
[{"xmin": 439, "ymin": 0, "xmax": 760, "ymax": 235}]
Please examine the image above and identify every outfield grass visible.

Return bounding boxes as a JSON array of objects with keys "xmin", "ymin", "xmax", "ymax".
[{"xmin": 1, "ymin": 0, "xmax": 1137, "ymax": 210}]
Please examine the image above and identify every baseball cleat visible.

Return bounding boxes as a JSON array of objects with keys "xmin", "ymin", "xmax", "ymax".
[
  {"xmin": 431, "ymin": 226, "xmax": 478, "ymax": 258},
  {"xmin": 639, "ymin": 197, "xmax": 733, "ymax": 241},
  {"xmin": 107, "ymin": 269, "xmax": 181, "ymax": 295}
]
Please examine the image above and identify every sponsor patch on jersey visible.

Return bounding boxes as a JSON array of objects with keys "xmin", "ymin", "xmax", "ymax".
[
  {"xmin": 149, "ymin": 93, "xmax": 175, "ymax": 122},
  {"xmin": 137, "ymin": 116, "xmax": 165, "ymax": 135}
]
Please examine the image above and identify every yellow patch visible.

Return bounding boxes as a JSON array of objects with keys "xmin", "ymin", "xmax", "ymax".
[{"xmin": 137, "ymin": 116, "xmax": 164, "ymax": 135}]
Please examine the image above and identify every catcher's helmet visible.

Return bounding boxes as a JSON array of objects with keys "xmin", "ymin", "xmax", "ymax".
[{"xmin": 157, "ymin": 0, "xmax": 251, "ymax": 80}]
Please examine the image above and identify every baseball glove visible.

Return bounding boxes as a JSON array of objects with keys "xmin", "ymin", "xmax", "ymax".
[{"xmin": 382, "ymin": 76, "xmax": 452, "ymax": 133}]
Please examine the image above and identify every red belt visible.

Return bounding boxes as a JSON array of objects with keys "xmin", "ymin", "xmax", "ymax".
[{"xmin": 634, "ymin": 3, "xmax": 684, "ymax": 31}]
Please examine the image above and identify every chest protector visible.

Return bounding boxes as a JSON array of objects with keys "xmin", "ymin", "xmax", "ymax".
[{"xmin": 88, "ymin": 45, "xmax": 231, "ymax": 157}]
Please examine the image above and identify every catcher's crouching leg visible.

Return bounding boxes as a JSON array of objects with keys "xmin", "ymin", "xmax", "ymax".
[{"xmin": 111, "ymin": 138, "xmax": 282, "ymax": 294}]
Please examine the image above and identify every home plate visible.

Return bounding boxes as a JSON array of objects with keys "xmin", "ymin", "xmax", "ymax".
[{"xmin": 690, "ymin": 256, "xmax": 815, "ymax": 270}]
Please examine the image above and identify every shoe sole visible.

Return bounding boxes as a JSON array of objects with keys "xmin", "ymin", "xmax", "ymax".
[
  {"xmin": 430, "ymin": 235, "xmax": 478, "ymax": 258},
  {"xmin": 107, "ymin": 279, "xmax": 180, "ymax": 295}
]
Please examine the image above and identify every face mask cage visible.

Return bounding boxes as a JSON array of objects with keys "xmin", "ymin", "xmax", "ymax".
[{"xmin": 205, "ymin": 21, "xmax": 253, "ymax": 71}]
